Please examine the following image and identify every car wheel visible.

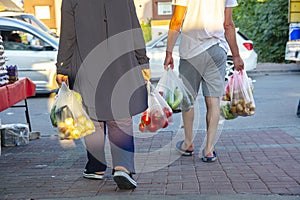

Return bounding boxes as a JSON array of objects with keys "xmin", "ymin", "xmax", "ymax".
[{"xmin": 225, "ymin": 57, "xmax": 234, "ymax": 81}]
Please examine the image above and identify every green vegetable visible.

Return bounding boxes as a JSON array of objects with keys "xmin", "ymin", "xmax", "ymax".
[
  {"xmin": 166, "ymin": 89, "xmax": 174, "ymax": 108},
  {"xmin": 172, "ymin": 87, "xmax": 183, "ymax": 110},
  {"xmin": 50, "ymin": 105, "xmax": 57, "ymax": 127},
  {"xmin": 220, "ymin": 102, "xmax": 237, "ymax": 120}
]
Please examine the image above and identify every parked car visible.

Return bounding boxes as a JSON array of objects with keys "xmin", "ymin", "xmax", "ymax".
[
  {"xmin": 0, "ymin": 12, "xmax": 58, "ymax": 38},
  {"xmin": 146, "ymin": 29, "xmax": 258, "ymax": 80},
  {"xmin": 0, "ymin": 17, "xmax": 59, "ymax": 94}
]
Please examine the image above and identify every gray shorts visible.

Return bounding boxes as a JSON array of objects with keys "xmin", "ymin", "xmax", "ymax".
[{"xmin": 179, "ymin": 44, "xmax": 227, "ymax": 98}]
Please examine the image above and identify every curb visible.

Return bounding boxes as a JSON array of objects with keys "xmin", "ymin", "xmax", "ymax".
[{"xmin": 247, "ymin": 63, "xmax": 300, "ymax": 75}]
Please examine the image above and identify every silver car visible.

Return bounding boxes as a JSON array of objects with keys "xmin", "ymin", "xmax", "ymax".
[
  {"xmin": 0, "ymin": 17, "xmax": 59, "ymax": 94},
  {"xmin": 146, "ymin": 30, "xmax": 258, "ymax": 80}
]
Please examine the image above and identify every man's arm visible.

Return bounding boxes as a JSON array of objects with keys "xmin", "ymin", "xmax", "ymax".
[
  {"xmin": 224, "ymin": 7, "xmax": 244, "ymax": 71},
  {"xmin": 164, "ymin": 5, "xmax": 187, "ymax": 69}
]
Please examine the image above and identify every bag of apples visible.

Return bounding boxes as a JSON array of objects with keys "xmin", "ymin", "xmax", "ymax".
[
  {"xmin": 229, "ymin": 70, "xmax": 255, "ymax": 117},
  {"xmin": 138, "ymin": 82, "xmax": 173, "ymax": 133},
  {"xmin": 50, "ymin": 82, "xmax": 95, "ymax": 140}
]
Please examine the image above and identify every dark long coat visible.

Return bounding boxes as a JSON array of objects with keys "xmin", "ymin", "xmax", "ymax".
[{"xmin": 56, "ymin": 0, "xmax": 149, "ymax": 121}]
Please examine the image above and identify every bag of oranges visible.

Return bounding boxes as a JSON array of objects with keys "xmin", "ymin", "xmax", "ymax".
[{"xmin": 50, "ymin": 82, "xmax": 95, "ymax": 140}]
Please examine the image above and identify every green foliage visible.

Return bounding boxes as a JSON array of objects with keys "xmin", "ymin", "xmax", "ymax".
[
  {"xmin": 233, "ymin": 0, "xmax": 289, "ymax": 62},
  {"xmin": 141, "ymin": 19, "xmax": 152, "ymax": 43}
]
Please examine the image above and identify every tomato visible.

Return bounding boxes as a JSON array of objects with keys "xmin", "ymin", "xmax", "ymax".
[
  {"xmin": 147, "ymin": 123, "xmax": 158, "ymax": 132},
  {"xmin": 163, "ymin": 107, "xmax": 172, "ymax": 118},
  {"xmin": 141, "ymin": 111, "xmax": 151, "ymax": 125},
  {"xmin": 161, "ymin": 119, "xmax": 169, "ymax": 128},
  {"xmin": 151, "ymin": 109, "xmax": 163, "ymax": 125},
  {"xmin": 139, "ymin": 123, "xmax": 145, "ymax": 132}
]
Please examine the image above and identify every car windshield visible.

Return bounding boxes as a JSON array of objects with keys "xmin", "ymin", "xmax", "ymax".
[{"xmin": 20, "ymin": 14, "xmax": 58, "ymax": 38}]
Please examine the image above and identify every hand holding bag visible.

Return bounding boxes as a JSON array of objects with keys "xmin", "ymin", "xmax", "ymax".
[
  {"xmin": 229, "ymin": 70, "xmax": 255, "ymax": 117},
  {"xmin": 155, "ymin": 69, "xmax": 194, "ymax": 113},
  {"xmin": 138, "ymin": 82, "xmax": 173, "ymax": 133},
  {"xmin": 50, "ymin": 83, "xmax": 95, "ymax": 140}
]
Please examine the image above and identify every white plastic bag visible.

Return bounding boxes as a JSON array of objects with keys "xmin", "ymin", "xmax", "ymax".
[
  {"xmin": 138, "ymin": 82, "xmax": 173, "ymax": 133},
  {"xmin": 50, "ymin": 83, "xmax": 95, "ymax": 140},
  {"xmin": 155, "ymin": 69, "xmax": 194, "ymax": 113},
  {"xmin": 229, "ymin": 70, "xmax": 255, "ymax": 116}
]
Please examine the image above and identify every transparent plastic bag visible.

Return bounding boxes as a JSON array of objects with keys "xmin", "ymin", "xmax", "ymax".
[
  {"xmin": 220, "ymin": 99, "xmax": 238, "ymax": 120},
  {"xmin": 138, "ymin": 82, "xmax": 173, "ymax": 133},
  {"xmin": 155, "ymin": 69, "xmax": 194, "ymax": 113},
  {"xmin": 50, "ymin": 83, "xmax": 95, "ymax": 140},
  {"xmin": 1, "ymin": 124, "xmax": 29, "ymax": 146},
  {"xmin": 229, "ymin": 70, "xmax": 255, "ymax": 116},
  {"xmin": 221, "ymin": 75, "xmax": 238, "ymax": 120}
]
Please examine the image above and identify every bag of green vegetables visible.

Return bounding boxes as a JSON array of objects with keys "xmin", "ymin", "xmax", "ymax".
[{"xmin": 155, "ymin": 69, "xmax": 194, "ymax": 113}]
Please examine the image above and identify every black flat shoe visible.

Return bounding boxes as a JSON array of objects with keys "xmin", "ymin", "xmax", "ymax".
[
  {"xmin": 113, "ymin": 170, "xmax": 137, "ymax": 190},
  {"xmin": 83, "ymin": 171, "xmax": 104, "ymax": 180}
]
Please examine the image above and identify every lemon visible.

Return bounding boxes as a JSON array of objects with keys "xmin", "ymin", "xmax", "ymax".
[
  {"xmin": 58, "ymin": 122, "xmax": 66, "ymax": 128},
  {"xmin": 77, "ymin": 115, "xmax": 87, "ymax": 125},
  {"xmin": 85, "ymin": 120, "xmax": 95, "ymax": 130},
  {"xmin": 71, "ymin": 128, "xmax": 81, "ymax": 139},
  {"xmin": 64, "ymin": 117, "xmax": 74, "ymax": 126},
  {"xmin": 76, "ymin": 125, "xmax": 85, "ymax": 133}
]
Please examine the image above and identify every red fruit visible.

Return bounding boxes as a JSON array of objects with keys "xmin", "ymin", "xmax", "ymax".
[
  {"xmin": 163, "ymin": 107, "xmax": 172, "ymax": 118},
  {"xmin": 147, "ymin": 123, "xmax": 158, "ymax": 132},
  {"xmin": 141, "ymin": 111, "xmax": 151, "ymax": 125},
  {"xmin": 161, "ymin": 119, "xmax": 169, "ymax": 128},
  {"xmin": 139, "ymin": 123, "xmax": 145, "ymax": 132},
  {"xmin": 151, "ymin": 109, "xmax": 163, "ymax": 125}
]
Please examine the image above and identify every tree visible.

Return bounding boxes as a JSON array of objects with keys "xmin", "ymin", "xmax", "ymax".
[{"xmin": 233, "ymin": 0, "xmax": 289, "ymax": 63}]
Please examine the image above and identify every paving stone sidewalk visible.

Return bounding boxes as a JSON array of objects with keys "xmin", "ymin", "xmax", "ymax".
[{"xmin": 0, "ymin": 127, "xmax": 299, "ymax": 199}]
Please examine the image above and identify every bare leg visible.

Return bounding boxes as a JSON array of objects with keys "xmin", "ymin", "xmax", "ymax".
[
  {"xmin": 204, "ymin": 96, "xmax": 220, "ymax": 157},
  {"xmin": 181, "ymin": 108, "xmax": 195, "ymax": 150}
]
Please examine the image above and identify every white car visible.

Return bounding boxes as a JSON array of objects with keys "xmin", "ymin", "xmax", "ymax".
[
  {"xmin": 0, "ymin": 12, "xmax": 58, "ymax": 38},
  {"xmin": 146, "ymin": 29, "xmax": 258, "ymax": 80},
  {"xmin": 0, "ymin": 17, "xmax": 58, "ymax": 94}
]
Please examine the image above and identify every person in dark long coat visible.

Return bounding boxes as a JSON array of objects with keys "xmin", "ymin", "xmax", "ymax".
[{"xmin": 56, "ymin": 0, "xmax": 150, "ymax": 190}]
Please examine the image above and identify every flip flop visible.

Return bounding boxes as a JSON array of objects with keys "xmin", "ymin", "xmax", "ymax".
[
  {"xmin": 175, "ymin": 140, "xmax": 194, "ymax": 156},
  {"xmin": 202, "ymin": 150, "xmax": 217, "ymax": 162}
]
